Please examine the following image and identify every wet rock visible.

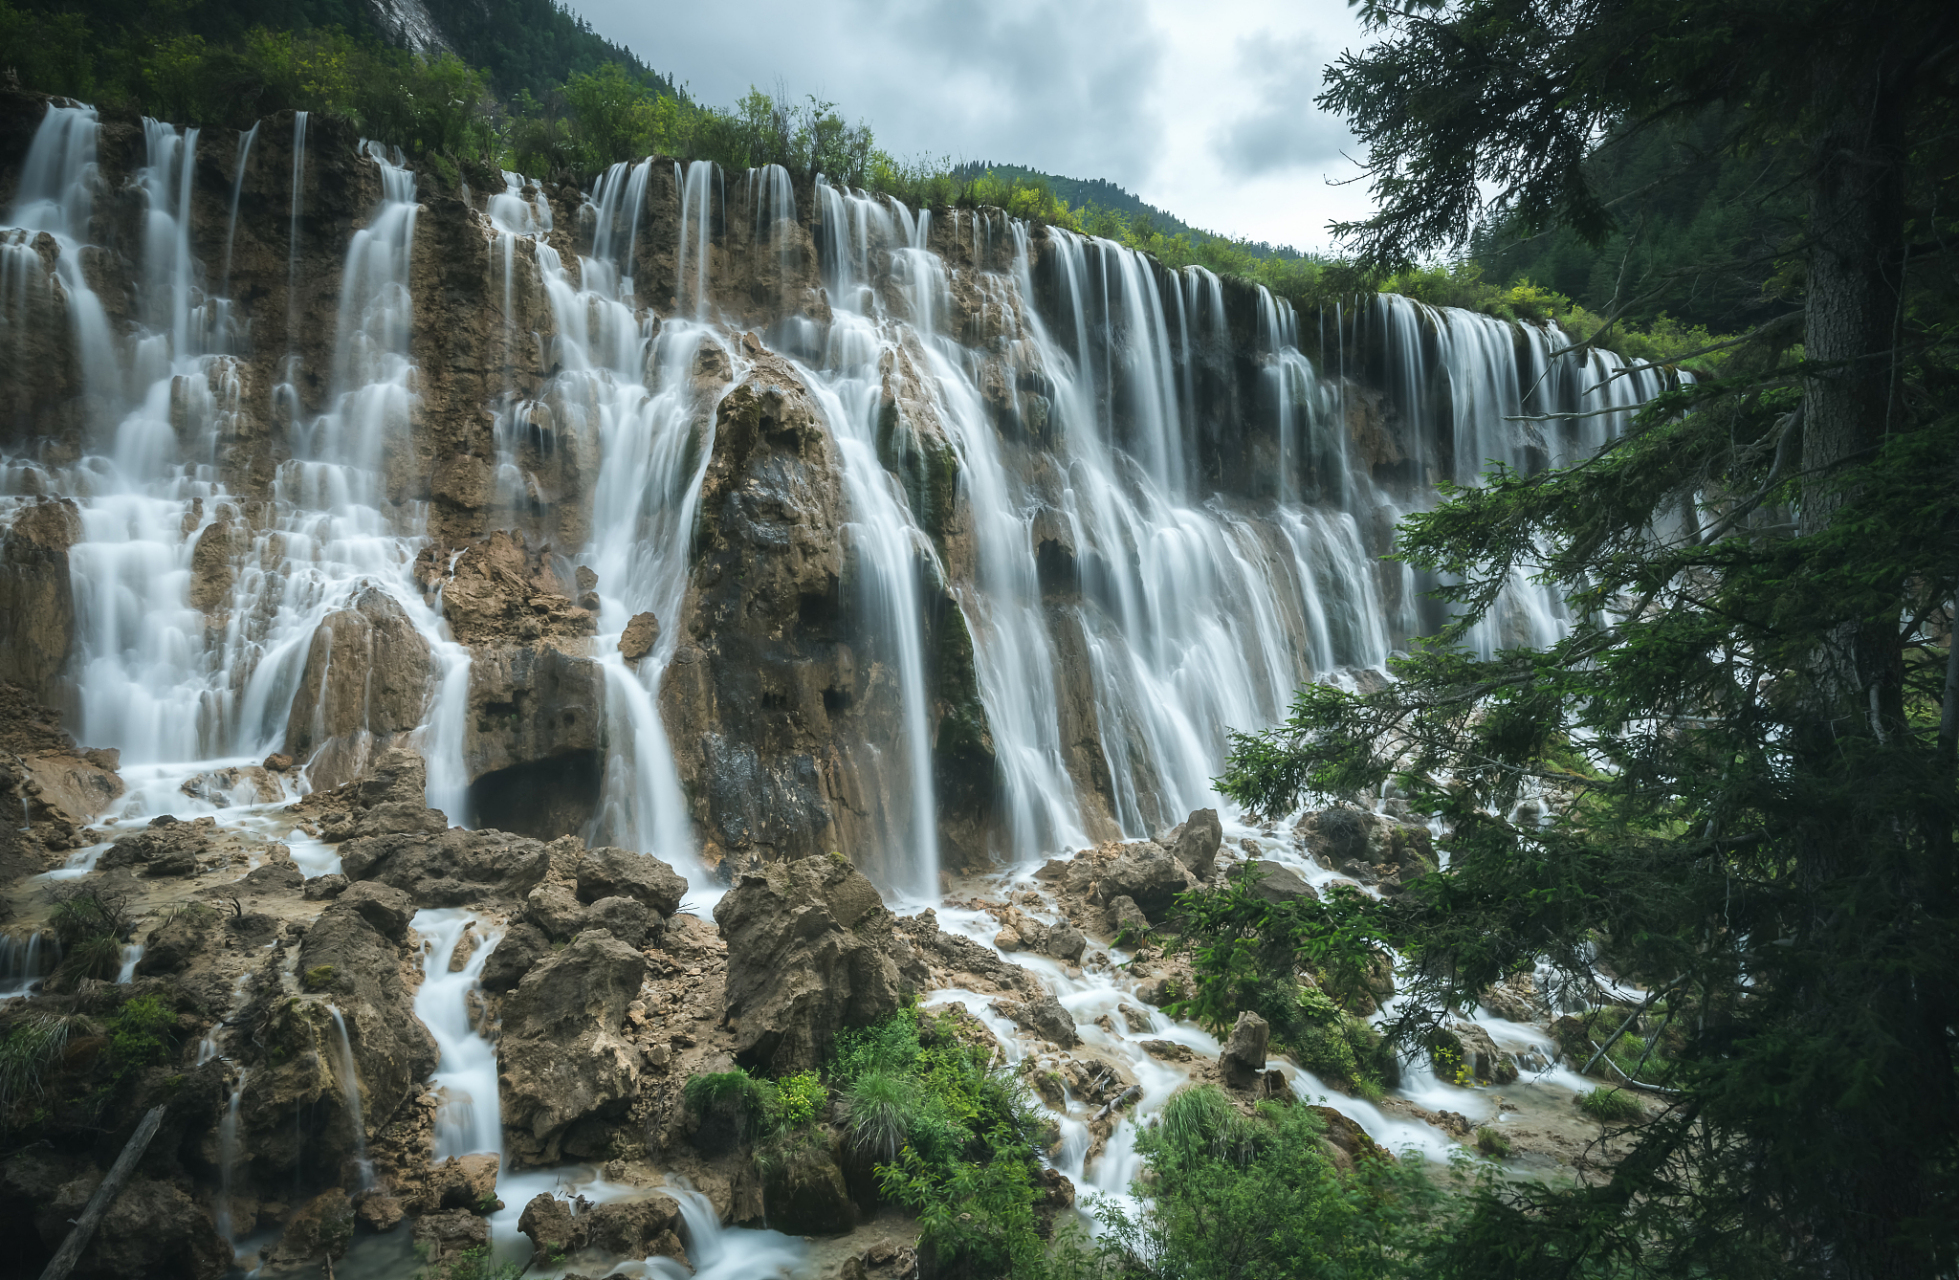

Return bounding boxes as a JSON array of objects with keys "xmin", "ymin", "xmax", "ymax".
[
  {"xmin": 1309, "ymin": 1105, "xmax": 1388, "ymax": 1172},
  {"xmin": 16, "ymin": 1158, "xmax": 229, "ymax": 1280},
  {"xmin": 1449, "ymin": 1020, "xmax": 1520, "ymax": 1085},
  {"xmin": 480, "ymin": 921, "xmax": 549, "ymax": 992},
  {"xmin": 338, "ymin": 880, "xmax": 414, "ymax": 940},
  {"xmin": 1118, "ymin": 1004, "xmax": 1153, "ymax": 1033},
  {"xmin": 297, "ymin": 746, "xmax": 449, "ymax": 843},
  {"xmin": 992, "ymin": 990, "xmax": 1080, "ymax": 1048},
  {"xmin": 1095, "ymin": 841, "xmax": 1195, "ymax": 921},
  {"xmin": 303, "ymin": 873, "xmax": 349, "ymax": 901},
  {"xmin": 1038, "ymin": 919, "xmax": 1087, "ymax": 963},
  {"xmin": 294, "ymin": 892, "xmax": 440, "ymax": 1148},
  {"xmin": 1247, "ymin": 860, "xmax": 1318, "ymax": 904},
  {"xmin": 1141, "ymin": 1039, "xmax": 1193, "ymax": 1062},
  {"xmin": 355, "ymin": 1190, "xmax": 405, "ymax": 1232},
  {"xmin": 180, "ymin": 764, "xmax": 283, "ymax": 807},
  {"xmin": 1480, "ymin": 972, "xmax": 1542, "ymax": 1024},
  {"xmin": 1221, "ymin": 1011, "xmax": 1271, "ymax": 1085},
  {"xmin": 1168, "ymin": 807, "xmax": 1223, "ymax": 879},
  {"xmin": 413, "ymin": 1207, "xmax": 489, "ymax": 1264},
  {"xmin": 763, "ymin": 1139, "xmax": 856, "ymax": 1235},
  {"xmin": 137, "ymin": 901, "xmax": 222, "ymax": 976},
  {"xmin": 619, "ymin": 610, "xmax": 661, "ymax": 662},
  {"xmin": 98, "ymin": 814, "xmax": 211, "ymax": 873},
  {"xmin": 714, "ymin": 856, "xmax": 926, "ymax": 1072},
  {"xmin": 575, "ymin": 845, "xmax": 688, "ymax": 917},
  {"xmin": 584, "ymin": 1193, "xmax": 685, "ymax": 1257},
  {"xmin": 1296, "ymin": 806, "xmax": 1437, "ymax": 893},
  {"xmin": 499, "ymin": 929, "xmax": 648, "ymax": 1164},
  {"xmin": 518, "ymin": 1192, "xmax": 581, "ymax": 1260},
  {"xmin": 1135, "ymin": 977, "xmax": 1178, "ymax": 1008},
  {"xmin": 282, "ymin": 587, "xmax": 433, "ymax": 789},
  {"xmin": 267, "ymin": 1188, "xmax": 354, "ymax": 1266},
  {"xmin": 525, "ymin": 881, "xmax": 587, "ymax": 940},
  {"xmin": 428, "ymin": 1154, "xmax": 502, "ymax": 1213}
]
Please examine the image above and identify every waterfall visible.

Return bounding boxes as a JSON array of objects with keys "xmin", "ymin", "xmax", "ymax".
[
  {"xmin": 412, "ymin": 909, "xmax": 504, "ymax": 1160},
  {"xmin": 0, "ymin": 930, "xmax": 58, "ymax": 997},
  {"xmin": 215, "ymin": 1066, "xmax": 249, "ymax": 1248},
  {"xmin": 326, "ymin": 1004, "xmax": 376, "ymax": 1190}
]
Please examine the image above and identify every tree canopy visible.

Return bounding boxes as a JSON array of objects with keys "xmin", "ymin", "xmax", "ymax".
[{"xmin": 1208, "ymin": 2, "xmax": 1959, "ymax": 1276}]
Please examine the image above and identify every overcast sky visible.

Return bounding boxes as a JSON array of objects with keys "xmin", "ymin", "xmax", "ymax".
[{"xmin": 570, "ymin": 0, "xmax": 1378, "ymax": 253}]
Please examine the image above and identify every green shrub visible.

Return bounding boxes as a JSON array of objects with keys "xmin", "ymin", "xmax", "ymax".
[
  {"xmin": 1473, "ymin": 1126, "xmax": 1512, "ymax": 1159},
  {"xmin": 683, "ymin": 1068, "xmax": 771, "ymax": 1143},
  {"xmin": 1096, "ymin": 1086, "xmax": 1451, "ymax": 1280},
  {"xmin": 843, "ymin": 1068, "xmax": 922, "ymax": 1162},
  {"xmin": 301, "ymin": 965, "xmax": 336, "ymax": 992},
  {"xmin": 107, "ymin": 995, "xmax": 174, "ymax": 1072},
  {"xmin": 1577, "ymin": 1087, "xmax": 1644, "ymax": 1124},
  {"xmin": 0, "ymin": 1015, "xmax": 80, "ymax": 1111}
]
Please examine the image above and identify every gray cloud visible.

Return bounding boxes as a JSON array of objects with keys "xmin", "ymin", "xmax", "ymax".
[{"xmin": 1212, "ymin": 33, "xmax": 1355, "ymax": 177}]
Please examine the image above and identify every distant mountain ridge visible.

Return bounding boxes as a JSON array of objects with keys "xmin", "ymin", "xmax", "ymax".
[{"xmin": 951, "ymin": 161, "xmax": 1306, "ymax": 261}]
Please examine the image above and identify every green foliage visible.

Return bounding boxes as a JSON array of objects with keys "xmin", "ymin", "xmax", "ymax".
[
  {"xmin": 878, "ymin": 1126, "xmax": 1049, "ymax": 1280},
  {"xmin": 842, "ymin": 1068, "xmax": 922, "ymax": 1163},
  {"xmin": 420, "ymin": 1243, "xmax": 523, "ymax": 1280},
  {"xmin": 301, "ymin": 965, "xmax": 336, "ymax": 992},
  {"xmin": 1096, "ymin": 1087, "xmax": 1455, "ymax": 1280},
  {"xmin": 1577, "ymin": 1089, "xmax": 1643, "ymax": 1125},
  {"xmin": 682, "ymin": 1067, "xmax": 773, "ymax": 1143},
  {"xmin": 106, "ymin": 995, "xmax": 173, "ymax": 1073},
  {"xmin": 774, "ymin": 1069, "xmax": 824, "ymax": 1129},
  {"xmin": 0, "ymin": 1014, "xmax": 79, "ymax": 1111},
  {"xmin": 1165, "ymin": 867, "xmax": 1395, "ymax": 1096},
  {"xmin": 1473, "ymin": 1126, "xmax": 1512, "ymax": 1160}
]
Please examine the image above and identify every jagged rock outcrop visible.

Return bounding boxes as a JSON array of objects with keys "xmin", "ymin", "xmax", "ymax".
[
  {"xmin": 498, "ymin": 928, "xmax": 649, "ymax": 1165},
  {"xmin": 284, "ymin": 587, "xmax": 435, "ymax": 789},
  {"xmin": 714, "ymin": 855, "xmax": 929, "ymax": 1072},
  {"xmin": 5, "ymin": 1149, "xmax": 230, "ymax": 1280},
  {"xmin": 291, "ymin": 745, "xmax": 449, "ymax": 843}
]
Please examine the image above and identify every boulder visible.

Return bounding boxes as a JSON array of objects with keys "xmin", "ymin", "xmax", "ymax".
[
  {"xmin": 1221, "ymin": 1011, "xmax": 1271, "ymax": 1085},
  {"xmin": 498, "ymin": 929, "xmax": 649, "ymax": 1163},
  {"xmin": 1095, "ymin": 841, "xmax": 1194, "ymax": 921},
  {"xmin": 585, "ymin": 895, "xmax": 651, "ymax": 949},
  {"xmin": 1296, "ymin": 806, "xmax": 1437, "ymax": 892},
  {"xmin": 136, "ymin": 901, "xmax": 222, "ymax": 976},
  {"xmin": 99, "ymin": 815, "xmax": 215, "ymax": 873},
  {"xmin": 303, "ymin": 873, "xmax": 349, "ymax": 901},
  {"xmin": 298, "ymin": 747, "xmax": 450, "ymax": 844},
  {"xmin": 518, "ymin": 1193, "xmax": 581, "ymax": 1260},
  {"xmin": 282, "ymin": 587, "xmax": 433, "ymax": 789},
  {"xmin": 1104, "ymin": 894, "xmax": 1150, "ymax": 941},
  {"xmin": 575, "ymin": 845, "xmax": 688, "ymax": 917},
  {"xmin": 584, "ymin": 1193, "xmax": 684, "ymax": 1257},
  {"xmin": 337, "ymin": 825, "xmax": 549, "ymax": 904},
  {"xmin": 619, "ymin": 611, "xmax": 661, "ymax": 662},
  {"xmin": 180, "ymin": 765, "xmax": 283, "ymax": 808},
  {"xmin": 1449, "ymin": 1020, "xmax": 1520, "ymax": 1085},
  {"xmin": 1169, "ymin": 808, "xmax": 1223, "ymax": 880},
  {"xmin": 714, "ymin": 856, "xmax": 926, "ymax": 1072},
  {"xmin": 337, "ymin": 880, "xmax": 413, "ymax": 941},
  {"xmin": 762, "ymin": 1140, "xmax": 856, "ymax": 1236},
  {"xmin": 480, "ymin": 921, "xmax": 549, "ymax": 993},
  {"xmin": 1247, "ymin": 860, "xmax": 1318, "ymax": 904},
  {"xmin": 1038, "ymin": 919, "xmax": 1087, "ymax": 963},
  {"xmin": 428, "ymin": 1154, "xmax": 502, "ymax": 1213},
  {"xmin": 293, "ymin": 895, "xmax": 439, "ymax": 1149},
  {"xmin": 992, "ymin": 991, "xmax": 1080, "ymax": 1048},
  {"xmin": 21, "ymin": 1162, "xmax": 229, "ymax": 1280},
  {"xmin": 525, "ymin": 881, "xmax": 587, "ymax": 940}
]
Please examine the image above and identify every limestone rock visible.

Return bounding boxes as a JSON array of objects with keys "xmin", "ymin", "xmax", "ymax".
[
  {"xmin": 283, "ymin": 587, "xmax": 433, "ymax": 789},
  {"xmin": 575, "ymin": 845, "xmax": 687, "ymax": 917},
  {"xmin": 498, "ymin": 929, "xmax": 649, "ymax": 1163},
  {"xmin": 762, "ymin": 1139, "xmax": 856, "ymax": 1236},
  {"xmin": 525, "ymin": 881, "xmax": 587, "ymax": 940},
  {"xmin": 336, "ymin": 824, "xmax": 549, "ymax": 905},
  {"xmin": 992, "ymin": 990, "xmax": 1080, "ymax": 1048},
  {"xmin": 714, "ymin": 855, "xmax": 926, "ymax": 1072},
  {"xmin": 619, "ymin": 610, "xmax": 660, "ymax": 662},
  {"xmin": 1296, "ymin": 806, "xmax": 1437, "ymax": 893},
  {"xmin": 295, "ymin": 746, "xmax": 449, "ymax": 844},
  {"xmin": 100, "ymin": 814, "xmax": 216, "ymax": 874},
  {"xmin": 583, "ymin": 1193, "xmax": 684, "ymax": 1257},
  {"xmin": 0, "ymin": 498, "xmax": 80, "ymax": 700},
  {"xmin": 1038, "ymin": 919, "xmax": 1087, "ymax": 963},
  {"xmin": 585, "ymin": 895, "xmax": 651, "ymax": 949},
  {"xmin": 1221, "ymin": 1011, "xmax": 1271, "ymax": 1084},
  {"xmin": 1168, "ymin": 807, "xmax": 1223, "ymax": 880},
  {"xmin": 1247, "ymin": 860, "xmax": 1318, "ymax": 904},
  {"xmin": 480, "ymin": 921, "xmax": 549, "ymax": 992},
  {"xmin": 1103, "ymin": 894, "xmax": 1150, "ymax": 941},
  {"xmin": 1095, "ymin": 841, "xmax": 1195, "ymax": 921},
  {"xmin": 181, "ymin": 764, "xmax": 283, "ymax": 807},
  {"xmin": 413, "ymin": 1208, "xmax": 489, "ymax": 1263},
  {"xmin": 267, "ymin": 1188, "xmax": 354, "ymax": 1266}
]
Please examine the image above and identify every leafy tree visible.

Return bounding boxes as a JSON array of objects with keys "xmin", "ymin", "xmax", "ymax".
[{"xmin": 1207, "ymin": 3, "xmax": 1959, "ymax": 1276}]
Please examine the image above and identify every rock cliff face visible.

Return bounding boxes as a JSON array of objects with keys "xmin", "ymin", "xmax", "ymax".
[{"xmin": 0, "ymin": 89, "xmax": 1475, "ymax": 882}]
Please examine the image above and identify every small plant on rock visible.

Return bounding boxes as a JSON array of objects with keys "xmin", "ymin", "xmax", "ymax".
[
  {"xmin": 1473, "ymin": 1126, "xmax": 1512, "ymax": 1159},
  {"xmin": 1577, "ymin": 1087, "xmax": 1644, "ymax": 1124}
]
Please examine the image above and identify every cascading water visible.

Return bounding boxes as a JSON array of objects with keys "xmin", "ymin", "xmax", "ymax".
[
  {"xmin": 326, "ymin": 1004, "xmax": 376, "ymax": 1190},
  {"xmin": 412, "ymin": 909, "xmax": 504, "ymax": 1160}
]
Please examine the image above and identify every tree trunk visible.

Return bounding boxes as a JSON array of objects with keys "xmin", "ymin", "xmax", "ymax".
[{"xmin": 38, "ymin": 1106, "xmax": 166, "ymax": 1280}]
